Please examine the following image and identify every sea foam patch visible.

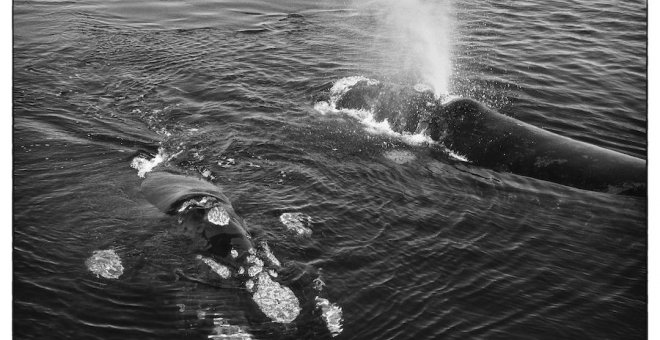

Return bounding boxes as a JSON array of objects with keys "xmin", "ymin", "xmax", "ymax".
[
  {"xmin": 279, "ymin": 212, "xmax": 312, "ymax": 237},
  {"xmin": 315, "ymin": 297, "xmax": 343, "ymax": 337},
  {"xmin": 86, "ymin": 249, "xmax": 124, "ymax": 279}
]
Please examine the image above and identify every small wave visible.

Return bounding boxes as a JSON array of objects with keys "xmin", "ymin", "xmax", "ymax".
[
  {"xmin": 315, "ymin": 297, "xmax": 343, "ymax": 337},
  {"xmin": 314, "ymin": 77, "xmax": 435, "ymax": 146},
  {"xmin": 130, "ymin": 148, "xmax": 167, "ymax": 178},
  {"xmin": 279, "ymin": 212, "xmax": 312, "ymax": 237},
  {"xmin": 85, "ymin": 249, "xmax": 124, "ymax": 279}
]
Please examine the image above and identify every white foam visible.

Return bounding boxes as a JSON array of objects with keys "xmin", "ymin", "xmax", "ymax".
[
  {"xmin": 314, "ymin": 77, "xmax": 435, "ymax": 146},
  {"xmin": 86, "ymin": 249, "xmax": 124, "ymax": 279},
  {"xmin": 251, "ymin": 272, "xmax": 301, "ymax": 323},
  {"xmin": 131, "ymin": 149, "xmax": 167, "ymax": 178},
  {"xmin": 279, "ymin": 212, "xmax": 312, "ymax": 237},
  {"xmin": 315, "ymin": 297, "xmax": 343, "ymax": 337},
  {"xmin": 197, "ymin": 255, "xmax": 231, "ymax": 279}
]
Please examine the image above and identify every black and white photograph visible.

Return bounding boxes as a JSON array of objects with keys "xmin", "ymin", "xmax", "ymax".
[{"xmin": 12, "ymin": 0, "xmax": 650, "ymax": 339}]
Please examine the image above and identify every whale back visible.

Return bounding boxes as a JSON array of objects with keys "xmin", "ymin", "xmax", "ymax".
[
  {"xmin": 141, "ymin": 172, "xmax": 253, "ymax": 258},
  {"xmin": 434, "ymin": 98, "xmax": 646, "ymax": 194},
  {"xmin": 141, "ymin": 172, "xmax": 230, "ymax": 214}
]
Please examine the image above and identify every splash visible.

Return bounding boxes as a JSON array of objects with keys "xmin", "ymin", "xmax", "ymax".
[
  {"xmin": 86, "ymin": 249, "xmax": 124, "ymax": 279},
  {"xmin": 314, "ymin": 77, "xmax": 435, "ymax": 146},
  {"xmin": 369, "ymin": 0, "xmax": 453, "ymax": 96},
  {"xmin": 130, "ymin": 148, "xmax": 167, "ymax": 178},
  {"xmin": 315, "ymin": 297, "xmax": 343, "ymax": 337}
]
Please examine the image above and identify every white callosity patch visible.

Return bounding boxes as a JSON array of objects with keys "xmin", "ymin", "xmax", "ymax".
[
  {"xmin": 315, "ymin": 297, "xmax": 344, "ymax": 337},
  {"xmin": 314, "ymin": 77, "xmax": 435, "ymax": 146},
  {"xmin": 313, "ymin": 276, "xmax": 326, "ymax": 292},
  {"xmin": 230, "ymin": 249, "xmax": 239, "ymax": 259},
  {"xmin": 279, "ymin": 212, "xmax": 312, "ymax": 237},
  {"xmin": 208, "ymin": 317, "xmax": 253, "ymax": 340},
  {"xmin": 246, "ymin": 255, "xmax": 264, "ymax": 277},
  {"xmin": 384, "ymin": 149, "xmax": 417, "ymax": 164},
  {"xmin": 207, "ymin": 206, "xmax": 230, "ymax": 226},
  {"xmin": 258, "ymin": 241, "xmax": 281, "ymax": 267},
  {"xmin": 86, "ymin": 249, "xmax": 124, "ymax": 279},
  {"xmin": 178, "ymin": 196, "xmax": 218, "ymax": 213},
  {"xmin": 197, "ymin": 255, "xmax": 231, "ymax": 279},
  {"xmin": 130, "ymin": 148, "xmax": 167, "ymax": 178},
  {"xmin": 251, "ymin": 272, "xmax": 301, "ymax": 324},
  {"xmin": 245, "ymin": 279, "xmax": 254, "ymax": 292}
]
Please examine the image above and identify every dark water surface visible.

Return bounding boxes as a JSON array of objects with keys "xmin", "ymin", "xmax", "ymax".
[{"xmin": 14, "ymin": 0, "xmax": 646, "ymax": 339}]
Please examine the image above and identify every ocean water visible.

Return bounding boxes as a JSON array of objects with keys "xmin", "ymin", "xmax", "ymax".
[{"xmin": 13, "ymin": 0, "xmax": 646, "ymax": 339}]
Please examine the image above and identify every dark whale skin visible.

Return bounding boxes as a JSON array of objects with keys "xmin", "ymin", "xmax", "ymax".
[
  {"xmin": 334, "ymin": 80, "xmax": 646, "ymax": 195},
  {"xmin": 140, "ymin": 172, "xmax": 253, "ymax": 259},
  {"xmin": 431, "ymin": 98, "xmax": 645, "ymax": 194}
]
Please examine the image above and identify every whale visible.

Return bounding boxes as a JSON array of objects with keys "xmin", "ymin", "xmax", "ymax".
[
  {"xmin": 333, "ymin": 80, "xmax": 646, "ymax": 195},
  {"xmin": 141, "ymin": 171, "xmax": 254, "ymax": 261},
  {"xmin": 140, "ymin": 171, "xmax": 303, "ymax": 324}
]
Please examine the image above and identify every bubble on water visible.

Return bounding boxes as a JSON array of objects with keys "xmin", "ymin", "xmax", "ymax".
[
  {"xmin": 130, "ymin": 149, "xmax": 166, "ymax": 178},
  {"xmin": 86, "ymin": 249, "xmax": 124, "ymax": 279},
  {"xmin": 207, "ymin": 206, "xmax": 230, "ymax": 226},
  {"xmin": 208, "ymin": 317, "xmax": 253, "ymax": 340},
  {"xmin": 197, "ymin": 255, "xmax": 231, "ymax": 279},
  {"xmin": 238, "ymin": 267, "xmax": 245, "ymax": 275},
  {"xmin": 315, "ymin": 297, "xmax": 343, "ymax": 337},
  {"xmin": 245, "ymin": 279, "xmax": 254, "ymax": 291},
  {"xmin": 279, "ymin": 212, "xmax": 312, "ymax": 237},
  {"xmin": 252, "ymin": 272, "xmax": 300, "ymax": 323}
]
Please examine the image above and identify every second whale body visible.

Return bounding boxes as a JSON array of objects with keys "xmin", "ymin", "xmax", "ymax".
[{"xmin": 333, "ymin": 80, "xmax": 646, "ymax": 195}]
